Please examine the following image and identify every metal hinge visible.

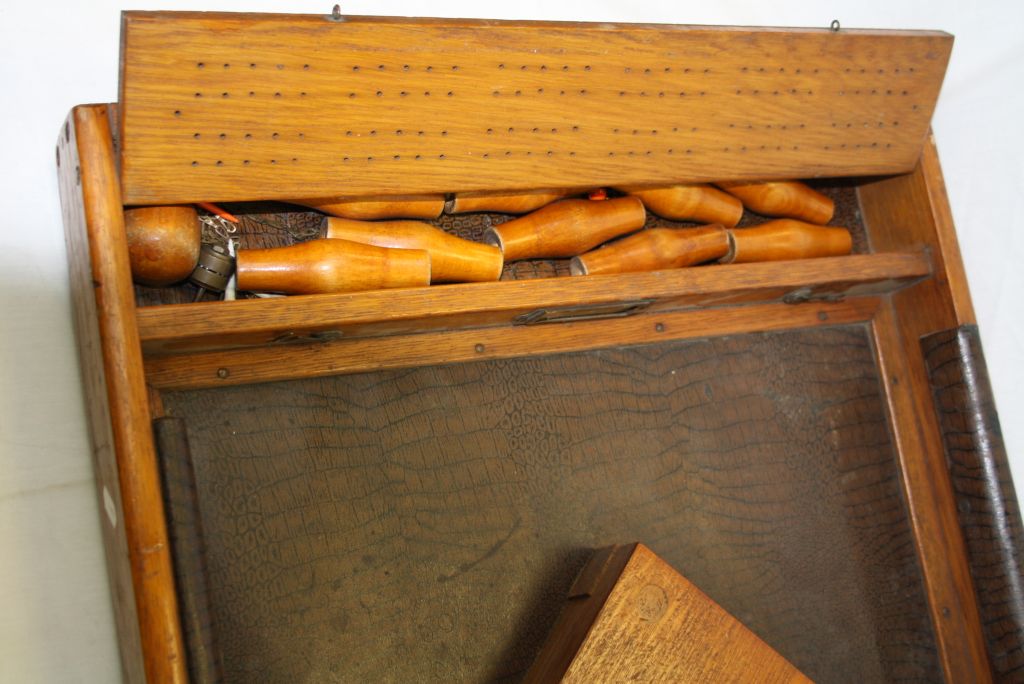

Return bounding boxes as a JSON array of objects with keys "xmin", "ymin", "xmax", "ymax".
[
  {"xmin": 782, "ymin": 287, "xmax": 846, "ymax": 305},
  {"xmin": 513, "ymin": 300, "xmax": 654, "ymax": 325}
]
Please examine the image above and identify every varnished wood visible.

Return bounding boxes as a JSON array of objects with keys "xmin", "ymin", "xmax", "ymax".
[
  {"xmin": 861, "ymin": 140, "xmax": 991, "ymax": 681},
  {"xmin": 570, "ymin": 225, "xmax": 729, "ymax": 275},
  {"xmin": 118, "ymin": 12, "xmax": 951, "ymax": 204},
  {"xmin": 617, "ymin": 183, "xmax": 743, "ymax": 226},
  {"xmin": 235, "ymin": 238, "xmax": 431, "ymax": 294},
  {"xmin": 64, "ymin": 105, "xmax": 187, "ymax": 684},
  {"xmin": 59, "ymin": 108, "xmax": 147, "ymax": 684},
  {"xmin": 326, "ymin": 217, "xmax": 502, "ymax": 282},
  {"xmin": 136, "ymin": 251, "xmax": 930, "ymax": 356},
  {"xmin": 873, "ymin": 304, "xmax": 992, "ymax": 684},
  {"xmin": 724, "ymin": 219, "xmax": 852, "ymax": 263},
  {"xmin": 291, "ymin": 194, "xmax": 444, "ymax": 219},
  {"xmin": 717, "ymin": 180, "xmax": 835, "ymax": 224},
  {"xmin": 447, "ymin": 188, "xmax": 576, "ymax": 214},
  {"xmin": 483, "ymin": 197, "xmax": 646, "ymax": 260},
  {"xmin": 861, "ymin": 134, "xmax": 975, "ymax": 324},
  {"xmin": 124, "ymin": 205, "xmax": 200, "ymax": 286},
  {"xmin": 145, "ymin": 297, "xmax": 882, "ymax": 390},
  {"xmin": 526, "ymin": 544, "xmax": 810, "ymax": 683}
]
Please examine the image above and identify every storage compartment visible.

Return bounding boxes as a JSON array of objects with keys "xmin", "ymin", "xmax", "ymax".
[{"xmin": 59, "ymin": 12, "xmax": 1022, "ymax": 684}]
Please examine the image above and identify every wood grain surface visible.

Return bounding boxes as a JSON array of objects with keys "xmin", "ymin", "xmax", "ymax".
[
  {"xmin": 62, "ymin": 105, "xmax": 187, "ymax": 684},
  {"xmin": 162, "ymin": 325, "xmax": 941, "ymax": 682},
  {"xmin": 863, "ymin": 138, "xmax": 991, "ymax": 681},
  {"xmin": 526, "ymin": 544, "xmax": 810, "ymax": 683},
  {"xmin": 119, "ymin": 12, "xmax": 951, "ymax": 204},
  {"xmin": 57, "ymin": 107, "xmax": 147, "ymax": 684},
  {"xmin": 922, "ymin": 326, "xmax": 1024, "ymax": 680},
  {"xmin": 144, "ymin": 297, "xmax": 882, "ymax": 391},
  {"xmin": 136, "ymin": 251, "xmax": 928, "ymax": 356}
]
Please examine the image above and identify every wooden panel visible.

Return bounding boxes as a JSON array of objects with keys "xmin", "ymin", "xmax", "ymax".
[
  {"xmin": 58, "ymin": 108, "xmax": 147, "ymax": 684},
  {"xmin": 145, "ymin": 297, "xmax": 881, "ymax": 390},
  {"xmin": 160, "ymin": 325, "xmax": 942, "ymax": 682},
  {"xmin": 136, "ymin": 251, "xmax": 929, "ymax": 356},
  {"xmin": 862, "ymin": 138, "xmax": 991, "ymax": 681},
  {"xmin": 119, "ymin": 12, "xmax": 951, "ymax": 204},
  {"xmin": 526, "ymin": 544, "xmax": 809, "ymax": 682},
  {"xmin": 62, "ymin": 105, "xmax": 188, "ymax": 684}
]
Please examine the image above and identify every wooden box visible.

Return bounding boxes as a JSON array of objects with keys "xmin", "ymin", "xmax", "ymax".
[{"xmin": 58, "ymin": 11, "xmax": 1023, "ymax": 683}]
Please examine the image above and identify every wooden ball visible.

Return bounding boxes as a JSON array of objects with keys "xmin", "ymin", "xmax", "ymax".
[{"xmin": 124, "ymin": 205, "xmax": 201, "ymax": 286}]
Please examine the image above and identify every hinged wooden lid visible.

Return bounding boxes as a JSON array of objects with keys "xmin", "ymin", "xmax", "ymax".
[{"xmin": 119, "ymin": 12, "xmax": 952, "ymax": 205}]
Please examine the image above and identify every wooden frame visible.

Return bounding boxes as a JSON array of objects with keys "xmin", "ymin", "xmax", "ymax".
[{"xmin": 60, "ymin": 12, "xmax": 1020, "ymax": 683}]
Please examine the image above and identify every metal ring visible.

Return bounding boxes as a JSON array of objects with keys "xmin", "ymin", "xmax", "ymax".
[{"xmin": 830, "ymin": 19, "xmax": 841, "ymax": 32}]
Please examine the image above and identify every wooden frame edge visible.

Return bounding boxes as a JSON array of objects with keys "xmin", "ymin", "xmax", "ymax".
[
  {"xmin": 145, "ymin": 296, "xmax": 880, "ymax": 391},
  {"xmin": 68, "ymin": 104, "xmax": 188, "ymax": 684},
  {"xmin": 872, "ymin": 301, "xmax": 991, "ymax": 682}
]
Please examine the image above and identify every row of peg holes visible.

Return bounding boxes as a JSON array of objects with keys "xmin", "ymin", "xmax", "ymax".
[
  {"xmin": 195, "ymin": 61, "xmax": 919, "ymax": 76},
  {"xmin": 181, "ymin": 121, "xmax": 902, "ymax": 142},
  {"xmin": 177, "ymin": 86, "xmax": 914, "ymax": 103},
  {"xmin": 188, "ymin": 141, "xmax": 894, "ymax": 167}
]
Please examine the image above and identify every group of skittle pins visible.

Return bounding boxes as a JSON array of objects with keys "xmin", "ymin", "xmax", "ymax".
[{"xmin": 124, "ymin": 181, "xmax": 851, "ymax": 298}]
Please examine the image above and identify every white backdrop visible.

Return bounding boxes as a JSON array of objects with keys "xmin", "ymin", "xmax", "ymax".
[{"xmin": 1, "ymin": 1, "xmax": 1020, "ymax": 680}]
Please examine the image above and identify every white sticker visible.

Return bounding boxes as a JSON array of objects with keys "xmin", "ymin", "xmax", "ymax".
[{"xmin": 103, "ymin": 486, "xmax": 117, "ymax": 529}]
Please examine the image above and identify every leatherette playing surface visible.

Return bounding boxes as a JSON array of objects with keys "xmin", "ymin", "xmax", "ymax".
[{"xmin": 162, "ymin": 324, "xmax": 940, "ymax": 682}]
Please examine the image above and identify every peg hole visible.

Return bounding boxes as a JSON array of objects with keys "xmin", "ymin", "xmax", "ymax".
[{"xmin": 197, "ymin": 62, "xmax": 205, "ymax": 69}]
